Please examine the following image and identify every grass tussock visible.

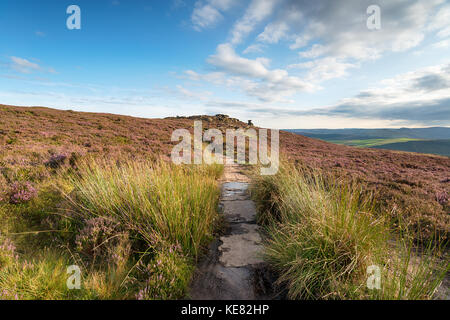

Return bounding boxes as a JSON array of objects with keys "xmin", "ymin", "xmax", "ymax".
[
  {"xmin": 0, "ymin": 157, "xmax": 223, "ymax": 300},
  {"xmin": 252, "ymin": 162, "xmax": 448, "ymax": 300},
  {"xmin": 66, "ymin": 158, "xmax": 223, "ymax": 257}
]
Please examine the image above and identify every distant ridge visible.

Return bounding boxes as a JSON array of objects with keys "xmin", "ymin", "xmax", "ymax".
[
  {"xmin": 285, "ymin": 127, "xmax": 450, "ymax": 140},
  {"xmin": 286, "ymin": 127, "xmax": 450, "ymax": 157}
]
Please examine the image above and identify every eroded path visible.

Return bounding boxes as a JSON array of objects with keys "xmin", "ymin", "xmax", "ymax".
[{"xmin": 189, "ymin": 161, "xmax": 272, "ymax": 299}]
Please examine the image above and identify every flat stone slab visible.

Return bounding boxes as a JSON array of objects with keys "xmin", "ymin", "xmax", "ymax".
[
  {"xmin": 221, "ymin": 194, "xmax": 249, "ymax": 201},
  {"xmin": 190, "ymin": 262, "xmax": 255, "ymax": 299},
  {"xmin": 219, "ymin": 224, "xmax": 263, "ymax": 267},
  {"xmin": 222, "ymin": 182, "xmax": 249, "ymax": 191},
  {"xmin": 212, "ymin": 267, "xmax": 255, "ymax": 299},
  {"xmin": 222, "ymin": 182, "xmax": 250, "ymax": 201},
  {"xmin": 222, "ymin": 200, "xmax": 257, "ymax": 223},
  {"xmin": 221, "ymin": 169, "xmax": 250, "ymax": 183},
  {"xmin": 189, "ymin": 161, "xmax": 270, "ymax": 300}
]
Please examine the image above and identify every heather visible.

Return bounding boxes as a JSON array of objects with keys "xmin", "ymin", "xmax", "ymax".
[
  {"xmin": 280, "ymin": 130, "xmax": 449, "ymax": 242},
  {"xmin": 0, "ymin": 157, "xmax": 223, "ymax": 299},
  {"xmin": 0, "ymin": 105, "xmax": 250, "ymax": 166},
  {"xmin": 0, "ymin": 104, "xmax": 449, "ymax": 299},
  {"xmin": 2, "ymin": 104, "xmax": 447, "ymax": 241},
  {"xmin": 252, "ymin": 162, "xmax": 448, "ymax": 299}
]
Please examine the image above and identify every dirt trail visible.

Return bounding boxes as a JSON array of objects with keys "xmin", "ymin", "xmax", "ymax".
[{"xmin": 189, "ymin": 160, "xmax": 274, "ymax": 300}]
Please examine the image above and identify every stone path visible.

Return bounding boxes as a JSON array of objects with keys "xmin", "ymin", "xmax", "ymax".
[{"xmin": 189, "ymin": 160, "xmax": 272, "ymax": 300}]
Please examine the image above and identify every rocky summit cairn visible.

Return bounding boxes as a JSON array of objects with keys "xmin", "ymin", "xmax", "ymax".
[{"xmin": 166, "ymin": 114, "xmax": 251, "ymax": 128}]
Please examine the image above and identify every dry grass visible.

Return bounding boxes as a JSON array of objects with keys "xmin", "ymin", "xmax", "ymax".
[
  {"xmin": 0, "ymin": 104, "xmax": 448, "ymax": 299},
  {"xmin": 252, "ymin": 162, "xmax": 448, "ymax": 300},
  {"xmin": 280, "ymin": 131, "xmax": 449, "ymax": 242},
  {"xmin": 0, "ymin": 157, "xmax": 223, "ymax": 300}
]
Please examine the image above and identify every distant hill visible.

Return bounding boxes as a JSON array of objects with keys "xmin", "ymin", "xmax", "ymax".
[
  {"xmin": 286, "ymin": 127, "xmax": 450, "ymax": 157},
  {"xmin": 286, "ymin": 127, "xmax": 450, "ymax": 140},
  {"xmin": 372, "ymin": 139, "xmax": 450, "ymax": 156}
]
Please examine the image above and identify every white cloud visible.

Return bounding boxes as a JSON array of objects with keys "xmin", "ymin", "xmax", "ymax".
[
  {"xmin": 176, "ymin": 85, "xmax": 212, "ymax": 101},
  {"xmin": 184, "ymin": 70, "xmax": 230, "ymax": 85},
  {"xmin": 433, "ymin": 39, "xmax": 450, "ymax": 48},
  {"xmin": 241, "ymin": 0, "xmax": 447, "ymax": 85},
  {"xmin": 288, "ymin": 57, "xmax": 357, "ymax": 83},
  {"xmin": 353, "ymin": 64, "xmax": 450, "ymax": 105},
  {"xmin": 255, "ymin": 6, "xmax": 302, "ymax": 45},
  {"xmin": 230, "ymin": 0, "xmax": 279, "ymax": 44},
  {"xmin": 199, "ymin": 43, "xmax": 315, "ymax": 101},
  {"xmin": 184, "ymin": 45, "xmax": 315, "ymax": 103},
  {"xmin": 257, "ymin": 21, "xmax": 289, "ymax": 43},
  {"xmin": 225, "ymin": 63, "xmax": 450, "ymax": 126},
  {"xmin": 10, "ymin": 57, "xmax": 41, "ymax": 74},
  {"xmin": 291, "ymin": 0, "xmax": 443, "ymax": 60},
  {"xmin": 182, "ymin": 0, "xmax": 450, "ymax": 122},
  {"xmin": 207, "ymin": 43, "xmax": 272, "ymax": 78},
  {"xmin": 289, "ymin": 35, "xmax": 311, "ymax": 50},
  {"xmin": 305, "ymin": 63, "xmax": 450, "ymax": 124},
  {"xmin": 191, "ymin": 0, "xmax": 237, "ymax": 30},
  {"xmin": 8, "ymin": 56, "xmax": 57, "ymax": 75},
  {"xmin": 242, "ymin": 43, "xmax": 264, "ymax": 54},
  {"xmin": 428, "ymin": 4, "xmax": 450, "ymax": 33},
  {"xmin": 258, "ymin": 1, "xmax": 446, "ymax": 60},
  {"xmin": 192, "ymin": 5, "xmax": 222, "ymax": 30},
  {"xmin": 298, "ymin": 44, "xmax": 327, "ymax": 58},
  {"xmin": 437, "ymin": 26, "xmax": 450, "ymax": 38}
]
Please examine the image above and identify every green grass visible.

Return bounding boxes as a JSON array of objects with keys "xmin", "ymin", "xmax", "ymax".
[
  {"xmin": 113, "ymin": 136, "xmax": 131, "ymax": 145},
  {"xmin": 329, "ymin": 138, "xmax": 425, "ymax": 148},
  {"xmin": 252, "ymin": 162, "xmax": 448, "ymax": 300},
  {"xmin": 329, "ymin": 138, "xmax": 450, "ymax": 156},
  {"xmin": 66, "ymin": 158, "xmax": 222, "ymax": 257},
  {"xmin": 0, "ymin": 158, "xmax": 224, "ymax": 300},
  {"xmin": 0, "ymin": 247, "xmax": 95, "ymax": 300},
  {"xmin": 372, "ymin": 139, "xmax": 450, "ymax": 157}
]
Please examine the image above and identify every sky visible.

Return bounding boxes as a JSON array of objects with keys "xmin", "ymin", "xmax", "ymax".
[{"xmin": 0, "ymin": 0, "xmax": 449, "ymax": 129}]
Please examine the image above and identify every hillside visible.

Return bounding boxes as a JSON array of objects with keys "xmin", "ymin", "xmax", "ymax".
[
  {"xmin": 280, "ymin": 130, "xmax": 449, "ymax": 241},
  {"xmin": 286, "ymin": 128, "xmax": 450, "ymax": 157},
  {"xmin": 0, "ymin": 105, "xmax": 252, "ymax": 164},
  {"xmin": 286, "ymin": 127, "xmax": 450, "ymax": 140},
  {"xmin": 372, "ymin": 139, "xmax": 450, "ymax": 157},
  {"xmin": 1, "ymin": 104, "xmax": 449, "ymax": 241}
]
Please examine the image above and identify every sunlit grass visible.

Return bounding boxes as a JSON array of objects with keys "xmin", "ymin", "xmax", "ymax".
[
  {"xmin": 252, "ymin": 162, "xmax": 448, "ymax": 300},
  {"xmin": 0, "ymin": 157, "xmax": 223, "ymax": 300},
  {"xmin": 66, "ymin": 158, "xmax": 222, "ymax": 257}
]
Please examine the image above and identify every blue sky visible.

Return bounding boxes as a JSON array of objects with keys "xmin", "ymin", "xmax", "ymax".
[{"xmin": 0, "ymin": 0, "xmax": 449, "ymax": 128}]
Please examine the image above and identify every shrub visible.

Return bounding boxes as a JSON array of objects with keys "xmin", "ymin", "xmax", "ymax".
[
  {"xmin": 253, "ymin": 162, "xmax": 448, "ymax": 300},
  {"xmin": 75, "ymin": 216, "xmax": 131, "ymax": 268},
  {"xmin": 62, "ymin": 158, "xmax": 222, "ymax": 299},
  {"xmin": 0, "ymin": 175, "xmax": 8, "ymax": 203},
  {"xmin": 44, "ymin": 153, "xmax": 67, "ymax": 169},
  {"xmin": 66, "ymin": 158, "xmax": 221, "ymax": 257},
  {"xmin": 135, "ymin": 246, "xmax": 192, "ymax": 300},
  {"xmin": 7, "ymin": 181, "xmax": 37, "ymax": 204},
  {"xmin": 435, "ymin": 191, "xmax": 448, "ymax": 206}
]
